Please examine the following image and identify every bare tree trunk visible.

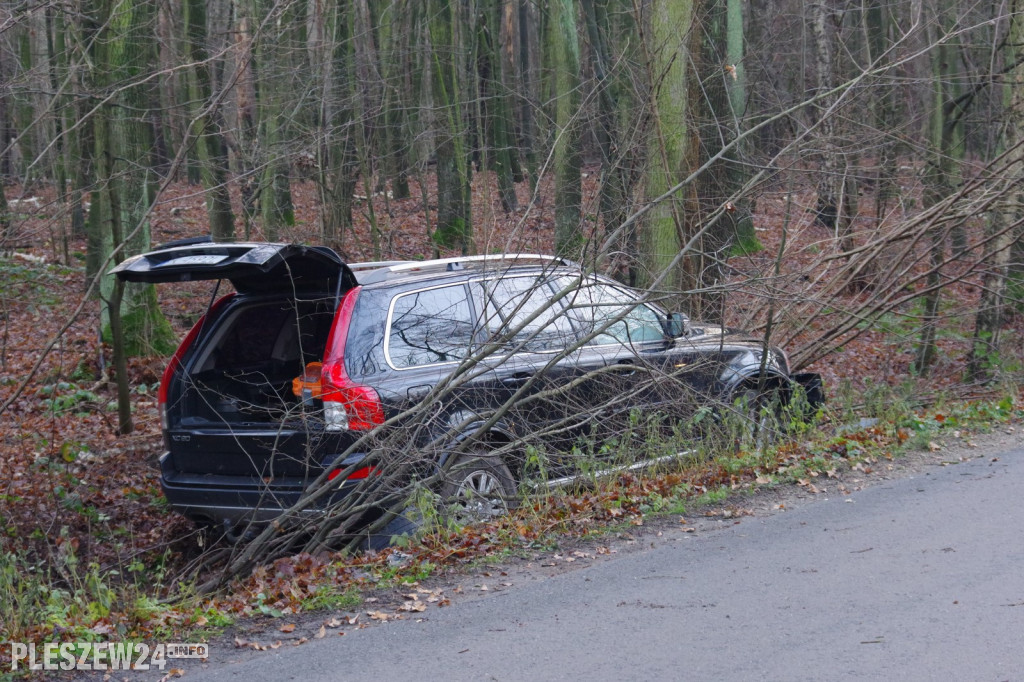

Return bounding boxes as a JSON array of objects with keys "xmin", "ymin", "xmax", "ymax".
[
  {"xmin": 811, "ymin": 0, "xmax": 856, "ymax": 253},
  {"xmin": 479, "ymin": 0, "xmax": 518, "ymax": 214},
  {"xmin": 318, "ymin": 1, "xmax": 358, "ymax": 251},
  {"xmin": 184, "ymin": 0, "xmax": 235, "ymax": 241},
  {"xmin": 255, "ymin": 0, "xmax": 297, "ymax": 240},
  {"xmin": 429, "ymin": 0, "xmax": 473, "ymax": 253},
  {"xmin": 967, "ymin": 2, "xmax": 1024, "ymax": 381},
  {"xmin": 914, "ymin": 0, "xmax": 964, "ymax": 375}
]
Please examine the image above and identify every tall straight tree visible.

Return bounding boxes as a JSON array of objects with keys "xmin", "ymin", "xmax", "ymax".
[
  {"xmin": 316, "ymin": 1, "xmax": 360, "ymax": 251},
  {"xmin": 811, "ymin": 0, "xmax": 856, "ymax": 251},
  {"xmin": 377, "ymin": 0, "xmax": 417, "ymax": 200},
  {"xmin": 184, "ymin": 0, "xmax": 235, "ymax": 241},
  {"xmin": 88, "ymin": 0, "xmax": 175, "ymax": 431},
  {"xmin": 477, "ymin": 0, "xmax": 519, "ymax": 214},
  {"xmin": 544, "ymin": 0, "xmax": 583, "ymax": 257},
  {"xmin": 429, "ymin": 0, "xmax": 472, "ymax": 253},
  {"xmin": 253, "ymin": 0, "xmax": 297, "ymax": 240},
  {"xmin": 640, "ymin": 0, "xmax": 697, "ymax": 299},
  {"xmin": 582, "ymin": 0, "xmax": 642, "ymax": 283},
  {"xmin": 967, "ymin": 3, "xmax": 1023, "ymax": 381},
  {"xmin": 914, "ymin": 0, "xmax": 965, "ymax": 374},
  {"xmin": 691, "ymin": 0, "xmax": 757, "ymax": 320},
  {"xmin": 863, "ymin": 0, "xmax": 899, "ymax": 230}
]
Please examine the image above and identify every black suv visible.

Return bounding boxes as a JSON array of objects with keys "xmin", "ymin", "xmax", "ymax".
[{"xmin": 113, "ymin": 242, "xmax": 822, "ymax": 539}]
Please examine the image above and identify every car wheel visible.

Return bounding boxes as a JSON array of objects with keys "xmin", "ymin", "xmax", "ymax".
[
  {"xmin": 440, "ymin": 452, "xmax": 517, "ymax": 525},
  {"xmin": 362, "ymin": 510, "xmax": 422, "ymax": 550}
]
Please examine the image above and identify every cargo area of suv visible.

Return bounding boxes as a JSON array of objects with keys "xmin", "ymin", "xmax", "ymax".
[
  {"xmin": 112, "ymin": 240, "xmax": 823, "ymax": 542},
  {"xmin": 182, "ymin": 297, "xmax": 335, "ymax": 427}
]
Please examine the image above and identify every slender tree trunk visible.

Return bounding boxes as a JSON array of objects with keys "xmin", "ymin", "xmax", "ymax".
[
  {"xmin": 811, "ymin": 0, "xmax": 856, "ymax": 253},
  {"xmin": 90, "ymin": 0, "xmax": 176, "ymax": 361},
  {"xmin": 864, "ymin": 0, "xmax": 898, "ymax": 230},
  {"xmin": 184, "ymin": 0, "xmax": 235, "ymax": 241},
  {"xmin": 255, "ymin": 0, "xmax": 297, "ymax": 240},
  {"xmin": 318, "ymin": 1, "xmax": 359, "ymax": 251},
  {"xmin": 581, "ymin": 0, "xmax": 641, "ymax": 282},
  {"xmin": 691, "ymin": 0, "xmax": 753, "ymax": 321},
  {"xmin": 914, "ymin": 0, "xmax": 964, "ymax": 375},
  {"xmin": 475, "ymin": 0, "xmax": 518, "ymax": 213},
  {"xmin": 379, "ymin": 0, "xmax": 414, "ymax": 200},
  {"xmin": 429, "ymin": 0, "xmax": 472, "ymax": 253},
  {"xmin": 518, "ymin": 0, "xmax": 540, "ymax": 191},
  {"xmin": 967, "ymin": 3, "xmax": 1024, "ymax": 381},
  {"xmin": 90, "ymin": 0, "xmax": 131, "ymax": 433}
]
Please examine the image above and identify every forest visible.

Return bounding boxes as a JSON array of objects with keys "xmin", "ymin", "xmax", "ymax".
[{"xmin": 1, "ymin": 0, "xmax": 1024, "ymax": 642}]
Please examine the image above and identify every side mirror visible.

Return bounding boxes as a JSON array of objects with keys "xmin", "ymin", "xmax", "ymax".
[{"xmin": 664, "ymin": 312, "xmax": 690, "ymax": 338}]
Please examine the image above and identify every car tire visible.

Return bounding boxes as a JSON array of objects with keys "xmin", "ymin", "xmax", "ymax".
[
  {"xmin": 735, "ymin": 384, "xmax": 785, "ymax": 449},
  {"xmin": 440, "ymin": 452, "xmax": 517, "ymax": 525},
  {"xmin": 362, "ymin": 510, "xmax": 422, "ymax": 551}
]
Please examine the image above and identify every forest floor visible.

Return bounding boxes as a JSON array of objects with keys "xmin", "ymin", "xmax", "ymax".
[{"xmin": 1, "ymin": 168, "xmax": 1021, "ymax": 643}]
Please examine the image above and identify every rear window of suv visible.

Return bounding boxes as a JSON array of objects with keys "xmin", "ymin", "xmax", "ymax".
[{"xmin": 386, "ymin": 284, "xmax": 476, "ymax": 368}]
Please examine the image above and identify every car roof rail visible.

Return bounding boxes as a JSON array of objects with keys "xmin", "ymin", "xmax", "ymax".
[
  {"xmin": 348, "ymin": 260, "xmax": 417, "ymax": 271},
  {"xmin": 354, "ymin": 254, "xmax": 575, "ymax": 284}
]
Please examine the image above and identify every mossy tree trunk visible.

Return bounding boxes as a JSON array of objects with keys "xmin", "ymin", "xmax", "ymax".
[
  {"xmin": 691, "ymin": 0, "xmax": 755, "ymax": 322},
  {"xmin": 92, "ymin": 0, "xmax": 176, "ymax": 363},
  {"xmin": 545, "ymin": 0, "xmax": 583, "ymax": 258},
  {"xmin": 477, "ymin": 0, "xmax": 519, "ymax": 214},
  {"xmin": 639, "ymin": 0, "xmax": 697, "ymax": 301}
]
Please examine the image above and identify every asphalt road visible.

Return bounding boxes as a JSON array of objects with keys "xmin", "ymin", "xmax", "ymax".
[{"xmin": 191, "ymin": 442, "xmax": 1024, "ymax": 682}]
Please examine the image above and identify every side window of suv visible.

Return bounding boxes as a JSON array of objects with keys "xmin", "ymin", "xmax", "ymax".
[
  {"xmin": 559, "ymin": 278, "xmax": 665, "ymax": 347},
  {"xmin": 386, "ymin": 284, "xmax": 475, "ymax": 368},
  {"xmin": 477, "ymin": 275, "xmax": 576, "ymax": 353}
]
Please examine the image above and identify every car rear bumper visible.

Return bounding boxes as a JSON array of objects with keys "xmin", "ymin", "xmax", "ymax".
[{"xmin": 157, "ymin": 453, "xmax": 366, "ymax": 529}]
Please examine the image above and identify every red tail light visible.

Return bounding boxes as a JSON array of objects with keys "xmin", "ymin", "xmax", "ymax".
[
  {"xmin": 159, "ymin": 293, "xmax": 235, "ymax": 421},
  {"xmin": 327, "ymin": 466, "xmax": 377, "ymax": 481},
  {"xmin": 321, "ymin": 287, "xmax": 385, "ymax": 431}
]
